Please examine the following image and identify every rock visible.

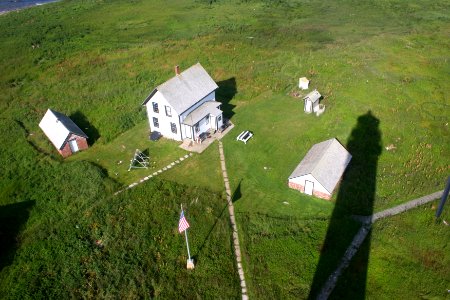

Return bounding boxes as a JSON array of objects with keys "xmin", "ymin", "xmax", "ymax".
[{"xmin": 385, "ymin": 144, "xmax": 396, "ymax": 151}]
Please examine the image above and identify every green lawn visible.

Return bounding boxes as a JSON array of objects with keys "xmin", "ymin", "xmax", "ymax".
[
  {"xmin": 1, "ymin": 0, "xmax": 449, "ymax": 298},
  {"xmin": 334, "ymin": 200, "xmax": 450, "ymax": 299},
  {"xmin": 66, "ymin": 121, "xmax": 187, "ymax": 186}
]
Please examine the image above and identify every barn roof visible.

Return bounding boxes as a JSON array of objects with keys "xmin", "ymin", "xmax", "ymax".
[
  {"xmin": 142, "ymin": 63, "xmax": 218, "ymax": 114},
  {"xmin": 303, "ymin": 89, "xmax": 321, "ymax": 102},
  {"xmin": 39, "ymin": 109, "xmax": 87, "ymax": 150},
  {"xmin": 289, "ymin": 138, "xmax": 352, "ymax": 194}
]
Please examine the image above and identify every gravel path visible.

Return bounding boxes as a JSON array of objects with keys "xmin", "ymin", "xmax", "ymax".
[{"xmin": 218, "ymin": 141, "xmax": 248, "ymax": 300}]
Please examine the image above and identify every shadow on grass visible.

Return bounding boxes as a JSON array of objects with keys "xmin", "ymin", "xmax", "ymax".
[
  {"xmin": 193, "ymin": 202, "xmax": 228, "ymax": 264},
  {"xmin": 193, "ymin": 181, "xmax": 242, "ymax": 263},
  {"xmin": 216, "ymin": 77, "xmax": 237, "ymax": 120},
  {"xmin": 0, "ymin": 200, "xmax": 35, "ymax": 272},
  {"xmin": 70, "ymin": 111, "xmax": 100, "ymax": 145},
  {"xmin": 232, "ymin": 179, "xmax": 242, "ymax": 203},
  {"xmin": 308, "ymin": 111, "xmax": 382, "ymax": 299}
]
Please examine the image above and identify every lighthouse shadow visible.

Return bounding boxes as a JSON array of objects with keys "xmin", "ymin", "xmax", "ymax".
[{"xmin": 308, "ymin": 111, "xmax": 382, "ymax": 299}]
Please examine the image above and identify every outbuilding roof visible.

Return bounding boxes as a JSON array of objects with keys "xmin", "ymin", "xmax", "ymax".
[
  {"xmin": 299, "ymin": 77, "xmax": 309, "ymax": 83},
  {"xmin": 142, "ymin": 63, "xmax": 218, "ymax": 114},
  {"xmin": 182, "ymin": 101, "xmax": 222, "ymax": 126},
  {"xmin": 39, "ymin": 109, "xmax": 87, "ymax": 150},
  {"xmin": 289, "ymin": 138, "xmax": 352, "ymax": 194},
  {"xmin": 303, "ymin": 89, "xmax": 321, "ymax": 102}
]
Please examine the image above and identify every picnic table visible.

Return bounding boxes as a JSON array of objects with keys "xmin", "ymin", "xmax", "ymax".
[{"xmin": 236, "ymin": 130, "xmax": 253, "ymax": 144}]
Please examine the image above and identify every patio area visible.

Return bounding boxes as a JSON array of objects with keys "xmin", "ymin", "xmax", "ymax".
[{"xmin": 179, "ymin": 121, "xmax": 234, "ymax": 153}]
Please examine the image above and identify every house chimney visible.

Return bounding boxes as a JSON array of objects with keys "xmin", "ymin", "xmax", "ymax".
[{"xmin": 175, "ymin": 65, "xmax": 180, "ymax": 75}]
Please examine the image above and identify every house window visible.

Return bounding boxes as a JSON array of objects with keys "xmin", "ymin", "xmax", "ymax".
[
  {"xmin": 195, "ymin": 124, "xmax": 200, "ymax": 133},
  {"xmin": 170, "ymin": 122, "xmax": 177, "ymax": 134},
  {"xmin": 218, "ymin": 115, "xmax": 222, "ymax": 122},
  {"xmin": 152, "ymin": 102, "xmax": 159, "ymax": 113},
  {"xmin": 153, "ymin": 117, "xmax": 159, "ymax": 128},
  {"xmin": 165, "ymin": 106, "xmax": 172, "ymax": 117},
  {"xmin": 205, "ymin": 115, "xmax": 209, "ymax": 125}
]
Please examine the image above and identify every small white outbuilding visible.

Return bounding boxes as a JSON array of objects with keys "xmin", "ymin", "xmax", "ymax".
[
  {"xmin": 288, "ymin": 138, "xmax": 352, "ymax": 200},
  {"xmin": 39, "ymin": 109, "xmax": 88, "ymax": 157},
  {"xmin": 303, "ymin": 89, "xmax": 321, "ymax": 114},
  {"xmin": 299, "ymin": 77, "xmax": 309, "ymax": 90}
]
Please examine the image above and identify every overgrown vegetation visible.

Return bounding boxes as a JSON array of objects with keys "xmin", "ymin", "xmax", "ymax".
[{"xmin": 0, "ymin": 0, "xmax": 449, "ymax": 298}]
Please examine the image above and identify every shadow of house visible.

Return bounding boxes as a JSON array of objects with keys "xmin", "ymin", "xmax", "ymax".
[
  {"xmin": 216, "ymin": 77, "xmax": 237, "ymax": 120},
  {"xmin": 69, "ymin": 111, "xmax": 100, "ymax": 145},
  {"xmin": 309, "ymin": 111, "xmax": 382, "ymax": 299},
  {"xmin": 0, "ymin": 200, "xmax": 35, "ymax": 272}
]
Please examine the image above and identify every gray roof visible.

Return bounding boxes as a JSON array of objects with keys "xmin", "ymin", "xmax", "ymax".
[
  {"xmin": 50, "ymin": 109, "xmax": 88, "ymax": 138},
  {"xmin": 142, "ymin": 63, "xmax": 218, "ymax": 114},
  {"xmin": 303, "ymin": 89, "xmax": 321, "ymax": 102},
  {"xmin": 182, "ymin": 101, "xmax": 222, "ymax": 126},
  {"xmin": 289, "ymin": 138, "xmax": 352, "ymax": 194}
]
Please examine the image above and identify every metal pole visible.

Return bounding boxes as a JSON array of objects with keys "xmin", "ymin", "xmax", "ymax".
[
  {"xmin": 184, "ymin": 229, "xmax": 191, "ymax": 260},
  {"xmin": 436, "ymin": 176, "xmax": 450, "ymax": 218}
]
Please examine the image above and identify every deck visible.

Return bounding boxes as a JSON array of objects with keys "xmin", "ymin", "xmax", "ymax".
[{"xmin": 179, "ymin": 121, "xmax": 235, "ymax": 153}]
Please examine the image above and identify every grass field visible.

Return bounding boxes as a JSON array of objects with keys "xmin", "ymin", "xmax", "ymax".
[{"xmin": 1, "ymin": 0, "xmax": 449, "ymax": 298}]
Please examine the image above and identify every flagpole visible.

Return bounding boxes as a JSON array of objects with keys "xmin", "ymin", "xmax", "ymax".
[
  {"xmin": 181, "ymin": 204, "xmax": 194, "ymax": 269},
  {"xmin": 184, "ymin": 228, "xmax": 191, "ymax": 260}
]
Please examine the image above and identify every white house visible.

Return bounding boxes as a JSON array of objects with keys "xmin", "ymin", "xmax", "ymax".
[
  {"xmin": 303, "ymin": 89, "xmax": 321, "ymax": 114},
  {"xmin": 142, "ymin": 63, "xmax": 223, "ymax": 142},
  {"xmin": 39, "ymin": 109, "xmax": 89, "ymax": 157},
  {"xmin": 288, "ymin": 138, "xmax": 352, "ymax": 200}
]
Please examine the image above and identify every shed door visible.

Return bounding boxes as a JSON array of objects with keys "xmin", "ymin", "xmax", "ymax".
[
  {"xmin": 304, "ymin": 99, "xmax": 312, "ymax": 112},
  {"xmin": 69, "ymin": 139, "xmax": 79, "ymax": 153},
  {"xmin": 304, "ymin": 180, "xmax": 314, "ymax": 195}
]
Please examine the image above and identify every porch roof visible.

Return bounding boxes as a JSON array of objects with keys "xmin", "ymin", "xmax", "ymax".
[{"xmin": 182, "ymin": 101, "xmax": 222, "ymax": 126}]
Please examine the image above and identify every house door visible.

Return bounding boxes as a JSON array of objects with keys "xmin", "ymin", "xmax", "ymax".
[
  {"xmin": 304, "ymin": 180, "xmax": 314, "ymax": 195},
  {"xmin": 69, "ymin": 139, "xmax": 79, "ymax": 153},
  {"xmin": 184, "ymin": 125, "xmax": 192, "ymax": 139}
]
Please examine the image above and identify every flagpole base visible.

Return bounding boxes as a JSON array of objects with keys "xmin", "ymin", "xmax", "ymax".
[{"xmin": 186, "ymin": 259, "xmax": 195, "ymax": 269}]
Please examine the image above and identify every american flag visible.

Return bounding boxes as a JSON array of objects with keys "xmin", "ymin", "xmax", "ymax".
[{"xmin": 178, "ymin": 210, "xmax": 190, "ymax": 233}]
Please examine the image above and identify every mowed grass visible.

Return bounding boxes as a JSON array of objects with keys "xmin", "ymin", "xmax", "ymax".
[
  {"xmin": 66, "ymin": 121, "xmax": 187, "ymax": 186},
  {"xmin": 335, "ymin": 200, "xmax": 450, "ymax": 299},
  {"xmin": 0, "ymin": 0, "xmax": 449, "ymax": 298}
]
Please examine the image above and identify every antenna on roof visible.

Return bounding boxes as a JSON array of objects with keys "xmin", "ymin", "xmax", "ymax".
[{"xmin": 128, "ymin": 149, "xmax": 150, "ymax": 171}]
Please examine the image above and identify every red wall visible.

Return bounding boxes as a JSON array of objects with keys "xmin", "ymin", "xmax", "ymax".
[
  {"xmin": 58, "ymin": 134, "xmax": 88, "ymax": 158},
  {"xmin": 288, "ymin": 180, "xmax": 331, "ymax": 200}
]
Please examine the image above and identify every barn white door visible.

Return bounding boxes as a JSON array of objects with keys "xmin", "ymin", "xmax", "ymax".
[
  {"xmin": 304, "ymin": 180, "xmax": 314, "ymax": 195},
  {"xmin": 69, "ymin": 139, "xmax": 79, "ymax": 153}
]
